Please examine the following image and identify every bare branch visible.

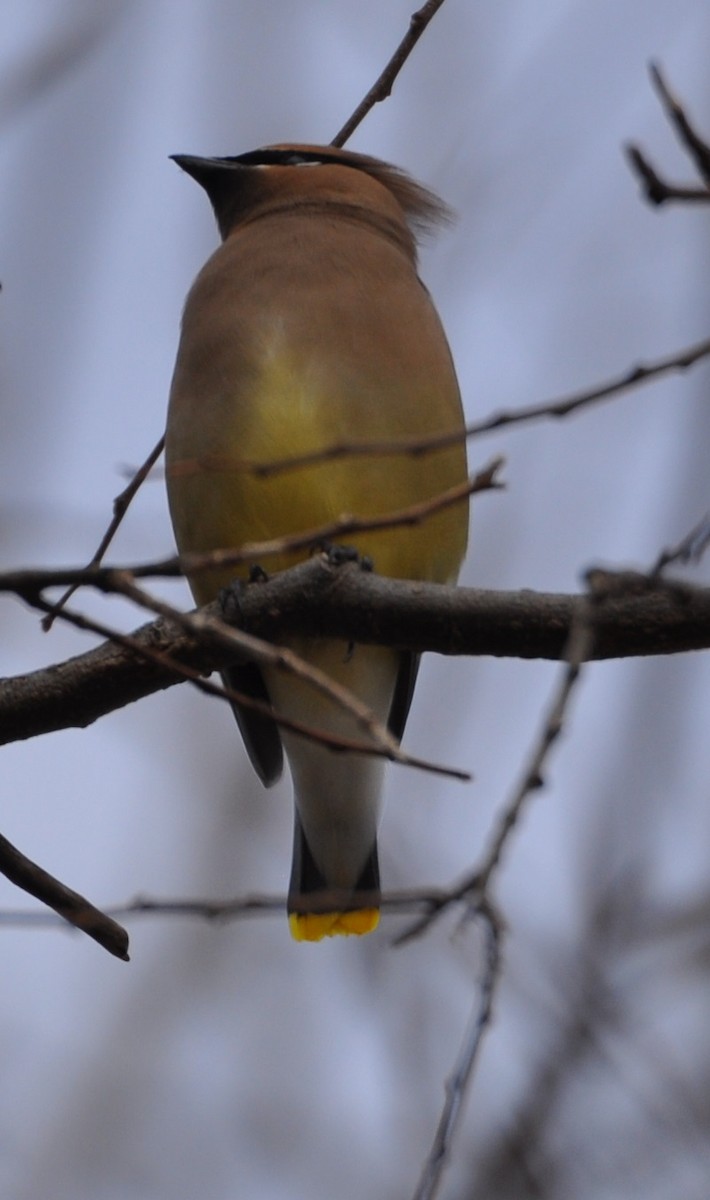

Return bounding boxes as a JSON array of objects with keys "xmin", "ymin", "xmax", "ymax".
[
  {"xmin": 649, "ymin": 61, "xmax": 710, "ymax": 185},
  {"xmin": 3, "ymin": 558, "xmax": 710, "ymax": 747},
  {"xmin": 625, "ymin": 63, "xmax": 710, "ymax": 206},
  {"xmin": 474, "ymin": 595, "xmax": 594, "ymax": 894},
  {"xmin": 651, "ymin": 511, "xmax": 710, "ymax": 576},
  {"xmin": 625, "ymin": 144, "xmax": 710, "ymax": 206},
  {"xmin": 331, "ymin": 0, "xmax": 449, "ymax": 147},
  {"xmin": 0, "ymin": 833, "xmax": 129, "ymax": 960},
  {"xmin": 0, "ymin": 886, "xmax": 455, "ymax": 930},
  {"xmin": 396, "ymin": 584, "xmax": 596, "ymax": 944}
]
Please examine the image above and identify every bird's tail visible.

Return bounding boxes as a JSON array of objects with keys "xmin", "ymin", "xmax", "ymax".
[{"xmin": 287, "ymin": 810, "xmax": 380, "ymax": 942}]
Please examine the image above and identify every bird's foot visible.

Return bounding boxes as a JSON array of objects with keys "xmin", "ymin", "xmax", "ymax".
[
  {"xmin": 319, "ymin": 543, "xmax": 373, "ymax": 572},
  {"xmin": 218, "ymin": 564, "xmax": 269, "ymax": 624}
]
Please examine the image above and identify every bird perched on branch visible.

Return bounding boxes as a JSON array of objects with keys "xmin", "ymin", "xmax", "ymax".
[{"xmin": 165, "ymin": 144, "xmax": 468, "ymax": 941}]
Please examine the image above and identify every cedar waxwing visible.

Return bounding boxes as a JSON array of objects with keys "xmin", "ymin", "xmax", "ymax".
[{"xmin": 165, "ymin": 144, "xmax": 468, "ymax": 941}]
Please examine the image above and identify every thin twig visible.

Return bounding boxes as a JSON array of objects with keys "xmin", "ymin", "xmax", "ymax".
[
  {"xmin": 42, "ymin": 433, "xmax": 165, "ymax": 630},
  {"xmin": 475, "ymin": 601, "xmax": 594, "ymax": 893},
  {"xmin": 396, "ymin": 587, "xmax": 596, "ymax": 944},
  {"xmin": 412, "ymin": 902, "xmax": 502, "ymax": 1200},
  {"xmin": 0, "ymin": 833, "xmax": 129, "ymax": 960},
  {"xmin": 625, "ymin": 63, "xmax": 710, "ymax": 206},
  {"xmin": 625, "ymin": 144, "xmax": 710, "ymax": 206},
  {"xmin": 649, "ymin": 61, "xmax": 710, "ymax": 185},
  {"xmin": 650, "ymin": 512, "xmax": 710, "ymax": 577},
  {"xmin": 331, "ymin": 0, "xmax": 449, "ymax": 147},
  {"xmin": 0, "ymin": 886, "xmax": 455, "ymax": 929},
  {"xmin": 401, "ymin": 580, "xmax": 615, "ymax": 1193}
]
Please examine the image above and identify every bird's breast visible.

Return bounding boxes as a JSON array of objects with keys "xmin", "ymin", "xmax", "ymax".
[{"xmin": 166, "ymin": 249, "xmax": 468, "ymax": 603}]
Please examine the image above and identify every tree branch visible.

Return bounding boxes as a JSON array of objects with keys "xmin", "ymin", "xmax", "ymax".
[
  {"xmin": 2, "ymin": 556, "xmax": 710, "ymax": 746},
  {"xmin": 0, "ymin": 833, "xmax": 129, "ymax": 960},
  {"xmin": 330, "ymin": 0, "xmax": 449, "ymax": 147},
  {"xmin": 625, "ymin": 62, "xmax": 710, "ymax": 207},
  {"xmin": 648, "ymin": 61, "xmax": 710, "ymax": 185}
]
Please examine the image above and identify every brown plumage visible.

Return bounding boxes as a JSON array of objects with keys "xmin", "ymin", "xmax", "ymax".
[{"xmin": 165, "ymin": 144, "xmax": 468, "ymax": 941}]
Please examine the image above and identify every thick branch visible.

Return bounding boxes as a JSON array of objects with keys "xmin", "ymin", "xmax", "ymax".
[{"xmin": 2, "ymin": 557, "xmax": 709, "ymax": 746}]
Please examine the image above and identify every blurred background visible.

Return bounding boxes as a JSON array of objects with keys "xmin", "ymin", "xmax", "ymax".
[{"xmin": 1, "ymin": 3, "xmax": 709, "ymax": 1197}]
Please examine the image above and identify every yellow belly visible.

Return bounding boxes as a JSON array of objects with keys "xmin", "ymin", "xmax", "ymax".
[{"xmin": 166, "ymin": 345, "xmax": 467, "ymax": 604}]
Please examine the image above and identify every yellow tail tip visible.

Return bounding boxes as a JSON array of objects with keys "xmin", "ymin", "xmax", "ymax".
[{"xmin": 289, "ymin": 908, "xmax": 380, "ymax": 943}]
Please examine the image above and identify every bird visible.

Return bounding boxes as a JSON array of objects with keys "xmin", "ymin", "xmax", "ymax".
[{"xmin": 165, "ymin": 144, "xmax": 468, "ymax": 941}]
